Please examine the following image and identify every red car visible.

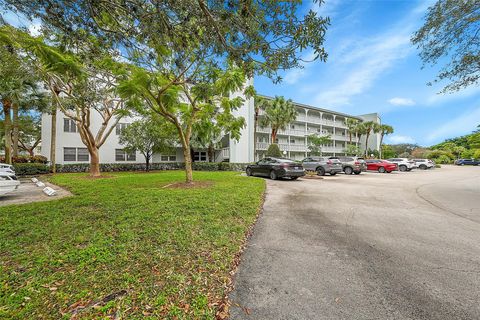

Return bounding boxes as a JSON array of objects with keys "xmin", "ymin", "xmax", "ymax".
[{"xmin": 365, "ymin": 159, "xmax": 398, "ymax": 173}]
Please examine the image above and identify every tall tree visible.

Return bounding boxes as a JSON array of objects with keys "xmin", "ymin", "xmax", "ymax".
[
  {"xmin": 412, "ymin": 0, "xmax": 480, "ymax": 93},
  {"xmin": 260, "ymin": 96, "xmax": 297, "ymax": 144},
  {"xmin": 119, "ymin": 115, "xmax": 177, "ymax": 171},
  {"xmin": 4, "ymin": 1, "xmax": 332, "ymax": 182},
  {"xmin": 378, "ymin": 124, "xmax": 394, "ymax": 158},
  {"xmin": 1, "ymin": 27, "xmax": 129, "ymax": 176},
  {"xmin": 360, "ymin": 121, "xmax": 377, "ymax": 157},
  {"xmin": 3, "ymin": 0, "xmax": 330, "ymax": 81},
  {"xmin": 345, "ymin": 118, "xmax": 360, "ymax": 145},
  {"xmin": 118, "ymin": 63, "xmax": 247, "ymax": 183}
]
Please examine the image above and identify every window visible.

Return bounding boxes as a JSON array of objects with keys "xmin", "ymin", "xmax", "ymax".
[
  {"xmin": 64, "ymin": 147, "xmax": 89, "ymax": 162},
  {"xmin": 116, "ymin": 123, "xmax": 129, "ymax": 135},
  {"xmin": 193, "ymin": 151, "xmax": 207, "ymax": 162},
  {"xmin": 115, "ymin": 149, "xmax": 136, "ymax": 161},
  {"xmin": 291, "ymin": 124, "xmax": 295, "ymax": 129},
  {"xmin": 77, "ymin": 148, "xmax": 89, "ymax": 161},
  {"xmin": 64, "ymin": 118, "xmax": 76, "ymax": 133},
  {"xmin": 160, "ymin": 155, "xmax": 177, "ymax": 162},
  {"xmin": 290, "ymin": 138, "xmax": 295, "ymax": 144}
]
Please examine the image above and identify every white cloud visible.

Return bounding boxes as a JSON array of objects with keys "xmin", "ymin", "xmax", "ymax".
[
  {"xmin": 387, "ymin": 135, "xmax": 416, "ymax": 144},
  {"xmin": 425, "ymin": 106, "xmax": 480, "ymax": 143},
  {"xmin": 388, "ymin": 97, "xmax": 415, "ymax": 106},
  {"xmin": 312, "ymin": 2, "xmax": 432, "ymax": 108},
  {"xmin": 309, "ymin": 0, "xmax": 343, "ymax": 16},
  {"xmin": 282, "ymin": 50, "xmax": 317, "ymax": 85}
]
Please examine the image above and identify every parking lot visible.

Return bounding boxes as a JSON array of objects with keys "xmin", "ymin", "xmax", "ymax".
[{"xmin": 230, "ymin": 166, "xmax": 480, "ymax": 320}]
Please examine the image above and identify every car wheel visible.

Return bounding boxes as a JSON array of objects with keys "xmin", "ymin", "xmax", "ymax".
[
  {"xmin": 344, "ymin": 167, "xmax": 353, "ymax": 175},
  {"xmin": 270, "ymin": 170, "xmax": 278, "ymax": 180},
  {"xmin": 316, "ymin": 167, "xmax": 325, "ymax": 176},
  {"xmin": 354, "ymin": 171, "xmax": 361, "ymax": 175},
  {"xmin": 246, "ymin": 168, "xmax": 252, "ymax": 176},
  {"xmin": 399, "ymin": 165, "xmax": 407, "ymax": 172},
  {"xmin": 378, "ymin": 166, "xmax": 386, "ymax": 173},
  {"xmin": 419, "ymin": 164, "xmax": 427, "ymax": 170}
]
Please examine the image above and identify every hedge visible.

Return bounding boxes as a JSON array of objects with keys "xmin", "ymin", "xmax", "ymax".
[
  {"xmin": 13, "ymin": 163, "xmax": 50, "ymax": 176},
  {"xmin": 13, "ymin": 162, "xmax": 252, "ymax": 176}
]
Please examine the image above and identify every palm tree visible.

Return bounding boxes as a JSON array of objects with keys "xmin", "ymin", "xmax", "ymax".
[
  {"xmin": 345, "ymin": 118, "xmax": 360, "ymax": 144},
  {"xmin": 361, "ymin": 121, "xmax": 376, "ymax": 157},
  {"xmin": 378, "ymin": 124, "xmax": 394, "ymax": 158},
  {"xmin": 261, "ymin": 96, "xmax": 297, "ymax": 144}
]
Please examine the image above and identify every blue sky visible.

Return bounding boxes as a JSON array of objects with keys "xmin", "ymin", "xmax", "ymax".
[{"xmin": 255, "ymin": 0, "xmax": 480, "ymax": 146}]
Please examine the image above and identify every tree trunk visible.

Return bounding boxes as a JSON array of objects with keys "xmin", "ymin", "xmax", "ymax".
[
  {"xmin": 2, "ymin": 100, "xmax": 12, "ymax": 164},
  {"xmin": 365, "ymin": 133, "xmax": 370, "ymax": 157},
  {"xmin": 379, "ymin": 134, "xmax": 384, "ymax": 159},
  {"xmin": 89, "ymin": 147, "xmax": 101, "ymax": 177},
  {"xmin": 50, "ymin": 108, "xmax": 57, "ymax": 173},
  {"xmin": 271, "ymin": 129, "xmax": 277, "ymax": 144},
  {"xmin": 145, "ymin": 153, "xmax": 150, "ymax": 172},
  {"xmin": 28, "ymin": 148, "xmax": 34, "ymax": 157},
  {"xmin": 183, "ymin": 145, "xmax": 193, "ymax": 183},
  {"xmin": 207, "ymin": 143, "xmax": 214, "ymax": 162},
  {"xmin": 12, "ymin": 103, "xmax": 19, "ymax": 158}
]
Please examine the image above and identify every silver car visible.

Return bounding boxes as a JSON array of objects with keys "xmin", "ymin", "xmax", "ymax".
[{"xmin": 302, "ymin": 157, "xmax": 343, "ymax": 176}]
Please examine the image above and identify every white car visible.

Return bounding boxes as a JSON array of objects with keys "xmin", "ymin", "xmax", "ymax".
[
  {"xmin": 386, "ymin": 158, "xmax": 417, "ymax": 172},
  {"xmin": 0, "ymin": 163, "xmax": 15, "ymax": 174},
  {"xmin": 0, "ymin": 172, "xmax": 20, "ymax": 196},
  {"xmin": 413, "ymin": 159, "xmax": 435, "ymax": 170}
]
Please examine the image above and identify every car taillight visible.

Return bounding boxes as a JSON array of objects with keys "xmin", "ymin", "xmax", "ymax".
[{"xmin": 354, "ymin": 161, "xmax": 360, "ymax": 165}]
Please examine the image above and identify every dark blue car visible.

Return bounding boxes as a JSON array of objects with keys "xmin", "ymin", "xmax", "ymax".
[{"xmin": 454, "ymin": 159, "xmax": 480, "ymax": 166}]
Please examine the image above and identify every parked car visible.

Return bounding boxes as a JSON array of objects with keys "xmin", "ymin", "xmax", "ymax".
[
  {"xmin": 329, "ymin": 156, "xmax": 367, "ymax": 175},
  {"xmin": 0, "ymin": 172, "xmax": 20, "ymax": 196},
  {"xmin": 454, "ymin": 158, "xmax": 480, "ymax": 166},
  {"xmin": 246, "ymin": 157, "xmax": 305, "ymax": 180},
  {"xmin": 0, "ymin": 163, "xmax": 15, "ymax": 174},
  {"xmin": 386, "ymin": 158, "xmax": 417, "ymax": 172},
  {"xmin": 365, "ymin": 159, "xmax": 398, "ymax": 173},
  {"xmin": 302, "ymin": 156, "xmax": 343, "ymax": 176},
  {"xmin": 413, "ymin": 159, "xmax": 435, "ymax": 170}
]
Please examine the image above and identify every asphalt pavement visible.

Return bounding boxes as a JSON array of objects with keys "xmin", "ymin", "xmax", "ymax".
[{"xmin": 229, "ymin": 166, "xmax": 480, "ymax": 320}]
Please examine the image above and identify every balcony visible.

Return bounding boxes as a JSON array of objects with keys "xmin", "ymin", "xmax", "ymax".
[
  {"xmin": 256, "ymin": 127, "xmax": 306, "ymax": 137},
  {"xmin": 257, "ymin": 142, "xmax": 307, "ymax": 152}
]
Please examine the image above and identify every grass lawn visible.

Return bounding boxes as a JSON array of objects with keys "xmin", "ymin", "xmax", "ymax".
[{"xmin": 0, "ymin": 171, "xmax": 265, "ymax": 319}]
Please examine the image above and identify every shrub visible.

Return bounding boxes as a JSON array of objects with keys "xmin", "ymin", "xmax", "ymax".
[
  {"xmin": 474, "ymin": 149, "xmax": 480, "ymax": 159},
  {"xmin": 13, "ymin": 163, "xmax": 50, "ymax": 176},
  {"xmin": 435, "ymin": 155, "xmax": 452, "ymax": 164},
  {"xmin": 266, "ymin": 143, "xmax": 282, "ymax": 157},
  {"xmin": 0, "ymin": 155, "xmax": 48, "ymax": 164}
]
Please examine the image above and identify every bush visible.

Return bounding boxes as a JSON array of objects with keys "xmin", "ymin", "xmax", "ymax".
[
  {"xmin": 435, "ymin": 155, "xmax": 452, "ymax": 164},
  {"xmin": 474, "ymin": 149, "xmax": 480, "ymax": 159},
  {"xmin": 0, "ymin": 155, "xmax": 48, "ymax": 164},
  {"xmin": 266, "ymin": 143, "xmax": 282, "ymax": 157},
  {"xmin": 13, "ymin": 163, "xmax": 50, "ymax": 176}
]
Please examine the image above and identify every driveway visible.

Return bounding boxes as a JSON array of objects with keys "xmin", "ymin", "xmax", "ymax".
[
  {"xmin": 0, "ymin": 178, "xmax": 71, "ymax": 207},
  {"xmin": 230, "ymin": 166, "xmax": 480, "ymax": 320}
]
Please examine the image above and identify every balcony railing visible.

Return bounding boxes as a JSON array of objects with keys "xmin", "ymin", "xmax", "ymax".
[{"xmin": 256, "ymin": 142, "xmax": 347, "ymax": 154}]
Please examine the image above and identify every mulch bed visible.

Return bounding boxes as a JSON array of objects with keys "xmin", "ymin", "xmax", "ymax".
[{"xmin": 164, "ymin": 181, "xmax": 214, "ymax": 189}]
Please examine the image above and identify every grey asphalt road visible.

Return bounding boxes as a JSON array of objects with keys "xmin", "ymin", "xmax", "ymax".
[{"xmin": 229, "ymin": 166, "xmax": 480, "ymax": 320}]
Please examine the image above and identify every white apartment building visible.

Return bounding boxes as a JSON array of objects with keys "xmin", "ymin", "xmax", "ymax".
[{"xmin": 41, "ymin": 93, "xmax": 380, "ymax": 165}]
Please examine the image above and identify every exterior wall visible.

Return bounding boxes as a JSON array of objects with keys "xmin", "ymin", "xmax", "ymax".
[
  {"xmin": 40, "ymin": 88, "xmax": 381, "ymax": 164},
  {"xmin": 358, "ymin": 113, "xmax": 382, "ymax": 153},
  {"xmin": 254, "ymin": 99, "xmax": 367, "ymax": 160},
  {"xmin": 228, "ymin": 78, "xmax": 255, "ymax": 163}
]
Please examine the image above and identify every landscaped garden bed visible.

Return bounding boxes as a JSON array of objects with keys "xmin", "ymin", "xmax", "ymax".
[{"xmin": 0, "ymin": 171, "xmax": 265, "ymax": 319}]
